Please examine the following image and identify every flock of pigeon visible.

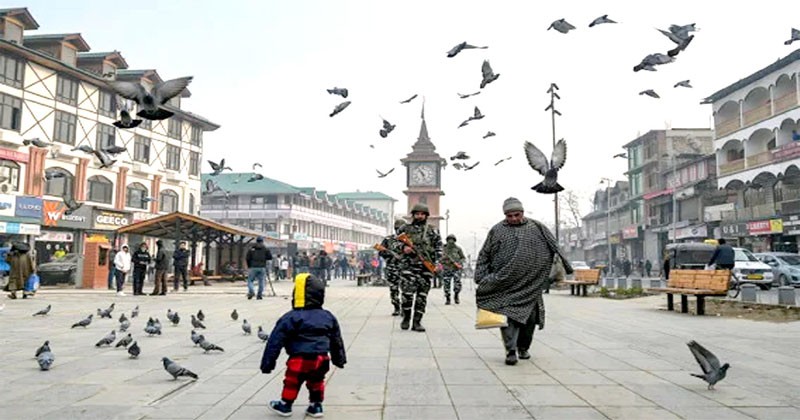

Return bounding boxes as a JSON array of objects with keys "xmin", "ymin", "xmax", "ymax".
[{"xmin": 31, "ymin": 302, "xmax": 270, "ymax": 382}]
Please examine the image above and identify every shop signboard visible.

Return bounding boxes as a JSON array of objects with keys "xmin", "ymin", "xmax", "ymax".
[
  {"xmin": 668, "ymin": 224, "xmax": 708, "ymax": 240},
  {"xmin": 292, "ymin": 232, "xmax": 309, "ymax": 241},
  {"xmin": 0, "ymin": 147, "xmax": 28, "ymax": 163},
  {"xmin": 0, "ymin": 194, "xmax": 16, "ymax": 217},
  {"xmin": 42, "ymin": 200, "xmax": 92, "ymax": 229},
  {"xmin": 93, "ymin": 209, "xmax": 132, "ymax": 230},
  {"xmin": 36, "ymin": 230, "xmax": 75, "ymax": 242},
  {"xmin": 720, "ymin": 222, "xmax": 748, "ymax": 237},
  {"xmin": 0, "ymin": 221, "xmax": 40, "ymax": 235},
  {"xmin": 747, "ymin": 219, "xmax": 783, "ymax": 236},
  {"xmin": 14, "ymin": 196, "xmax": 43, "ymax": 219},
  {"xmin": 622, "ymin": 226, "xmax": 639, "ymax": 239},
  {"xmin": 703, "ymin": 203, "xmax": 734, "ymax": 222},
  {"xmin": 782, "ymin": 214, "xmax": 800, "ymax": 235},
  {"xmin": 132, "ymin": 211, "xmax": 157, "ymax": 222}
]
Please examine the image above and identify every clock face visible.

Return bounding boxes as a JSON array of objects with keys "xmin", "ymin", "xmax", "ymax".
[{"xmin": 410, "ymin": 163, "xmax": 437, "ymax": 186}]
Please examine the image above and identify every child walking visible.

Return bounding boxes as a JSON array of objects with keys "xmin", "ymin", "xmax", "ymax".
[{"xmin": 261, "ymin": 273, "xmax": 346, "ymax": 417}]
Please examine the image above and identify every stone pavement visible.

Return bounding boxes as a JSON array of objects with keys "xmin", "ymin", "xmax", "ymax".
[{"xmin": 1, "ymin": 280, "xmax": 800, "ymax": 420}]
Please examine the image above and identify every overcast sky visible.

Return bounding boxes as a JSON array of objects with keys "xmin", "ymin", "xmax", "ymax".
[{"xmin": 14, "ymin": 0, "xmax": 800, "ymax": 255}]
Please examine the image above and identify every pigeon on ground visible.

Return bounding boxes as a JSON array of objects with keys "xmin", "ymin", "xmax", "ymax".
[
  {"xmin": 145, "ymin": 321, "xmax": 162, "ymax": 336},
  {"xmin": 102, "ymin": 145, "xmax": 127, "ymax": 155},
  {"xmin": 257, "ymin": 326, "xmax": 269, "ymax": 341},
  {"xmin": 483, "ymin": 131, "xmax": 496, "ymax": 139},
  {"xmin": 37, "ymin": 349, "xmax": 55, "ymax": 371},
  {"xmin": 153, "ymin": 318, "xmax": 162, "ymax": 330},
  {"xmin": 23, "ymin": 138, "xmax": 51, "ymax": 148},
  {"xmin": 548, "ymin": 18, "xmax": 577, "ymax": 34},
  {"xmin": 32, "ymin": 304, "xmax": 51, "ymax": 316},
  {"xmin": 687, "ymin": 340, "xmax": 730, "ymax": 390},
  {"xmin": 464, "ymin": 162, "xmax": 480, "ymax": 171},
  {"xmin": 170, "ymin": 312, "xmax": 180, "ymax": 326},
  {"xmin": 524, "ymin": 139, "xmax": 567, "ymax": 194},
  {"xmin": 379, "ymin": 118, "xmax": 396, "ymax": 138},
  {"xmin": 208, "ymin": 159, "xmax": 232, "ymax": 176},
  {"xmin": 162, "ymin": 357, "xmax": 198, "ymax": 380},
  {"xmin": 329, "ymin": 101, "xmax": 351, "ymax": 117},
  {"xmin": 242, "ymin": 319, "xmax": 252, "ymax": 335},
  {"xmin": 191, "ymin": 330, "xmax": 202, "ymax": 346},
  {"xmin": 450, "ymin": 152, "xmax": 470, "ymax": 161},
  {"xmin": 97, "ymin": 307, "xmax": 113, "ymax": 319},
  {"xmin": 674, "ymin": 80, "xmax": 693, "ymax": 88},
  {"xmin": 589, "ymin": 14, "xmax": 616, "ymax": 27},
  {"xmin": 44, "ymin": 169, "xmax": 66, "ymax": 181},
  {"xmin": 191, "ymin": 314, "xmax": 206, "ymax": 329},
  {"xmin": 326, "ymin": 87, "xmax": 348, "ymax": 98},
  {"xmin": 639, "ymin": 89, "xmax": 660, "ymax": 99},
  {"xmin": 230, "ymin": 309, "xmax": 239, "ymax": 321},
  {"xmin": 785, "ymin": 28, "xmax": 800, "ymax": 45},
  {"xmin": 399, "ymin": 94, "xmax": 418, "ymax": 104},
  {"xmin": 633, "ymin": 53, "xmax": 675, "ymax": 72},
  {"xmin": 480, "ymin": 60, "xmax": 500, "ymax": 89},
  {"xmin": 119, "ymin": 313, "xmax": 128, "ymax": 323},
  {"xmin": 198, "ymin": 335, "xmax": 225, "ymax": 353},
  {"xmin": 92, "ymin": 149, "xmax": 116, "ymax": 169},
  {"xmin": 115, "ymin": 333, "xmax": 133, "ymax": 348},
  {"xmin": 131, "ymin": 305, "xmax": 139, "ymax": 318},
  {"xmin": 446, "ymin": 41, "xmax": 488, "ymax": 58},
  {"xmin": 248, "ymin": 173, "xmax": 264, "ymax": 183},
  {"xmin": 458, "ymin": 91, "xmax": 481, "ymax": 99},
  {"xmin": 63, "ymin": 195, "xmax": 83, "ymax": 216},
  {"xmin": 128, "ymin": 341, "xmax": 140, "ymax": 359},
  {"xmin": 613, "ymin": 152, "xmax": 627, "ymax": 158},
  {"xmin": 71, "ymin": 144, "xmax": 95, "ymax": 154},
  {"xmin": 494, "ymin": 157, "xmax": 512, "ymax": 166},
  {"xmin": 376, "ymin": 168, "xmax": 395, "ymax": 178},
  {"xmin": 35, "ymin": 340, "xmax": 51, "ymax": 358},
  {"xmin": 166, "ymin": 309, "xmax": 175, "ymax": 322},
  {"xmin": 96, "ymin": 330, "xmax": 117, "ymax": 347},
  {"xmin": 71, "ymin": 314, "xmax": 93, "ymax": 328},
  {"xmin": 197, "ymin": 310, "xmax": 205, "ymax": 321},
  {"xmin": 119, "ymin": 318, "xmax": 130, "ymax": 333},
  {"xmin": 112, "ymin": 109, "xmax": 143, "ymax": 129},
  {"xmin": 108, "ymin": 76, "xmax": 193, "ymax": 120}
]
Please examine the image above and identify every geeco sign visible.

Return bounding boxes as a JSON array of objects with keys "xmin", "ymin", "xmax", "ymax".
[{"xmin": 92, "ymin": 209, "xmax": 132, "ymax": 230}]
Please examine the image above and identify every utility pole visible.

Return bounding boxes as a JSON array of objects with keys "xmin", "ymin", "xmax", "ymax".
[
  {"xmin": 445, "ymin": 209, "xmax": 450, "ymax": 237},
  {"xmin": 545, "ymin": 82, "xmax": 562, "ymax": 243},
  {"xmin": 600, "ymin": 177, "xmax": 613, "ymax": 268}
]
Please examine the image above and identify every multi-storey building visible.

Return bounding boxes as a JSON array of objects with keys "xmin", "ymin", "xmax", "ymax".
[
  {"xmin": 703, "ymin": 48, "xmax": 800, "ymax": 252},
  {"xmin": 582, "ymin": 181, "xmax": 631, "ymax": 265},
  {"xmin": 199, "ymin": 173, "xmax": 392, "ymax": 254},
  {"xmin": 0, "ymin": 7, "xmax": 218, "ymax": 264}
]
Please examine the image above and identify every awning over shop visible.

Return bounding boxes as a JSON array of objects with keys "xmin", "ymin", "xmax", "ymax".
[{"xmin": 115, "ymin": 212, "xmax": 282, "ymax": 246}]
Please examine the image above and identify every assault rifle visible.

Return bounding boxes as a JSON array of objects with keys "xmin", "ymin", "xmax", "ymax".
[
  {"xmin": 373, "ymin": 243, "xmax": 402, "ymax": 260},
  {"xmin": 396, "ymin": 233, "xmax": 437, "ymax": 274}
]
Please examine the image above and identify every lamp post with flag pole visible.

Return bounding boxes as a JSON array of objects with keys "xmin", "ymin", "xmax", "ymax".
[{"xmin": 545, "ymin": 83, "xmax": 561, "ymax": 243}]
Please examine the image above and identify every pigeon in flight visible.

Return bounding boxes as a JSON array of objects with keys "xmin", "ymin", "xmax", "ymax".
[
  {"xmin": 197, "ymin": 310, "xmax": 205, "ymax": 321},
  {"xmin": 108, "ymin": 76, "xmax": 193, "ymax": 120},
  {"xmin": 208, "ymin": 159, "xmax": 232, "ymax": 176},
  {"xmin": 464, "ymin": 161, "xmax": 480, "ymax": 171},
  {"xmin": 480, "ymin": 60, "xmax": 500, "ymax": 89},
  {"xmin": 633, "ymin": 53, "xmax": 674, "ymax": 72},
  {"xmin": 35, "ymin": 340, "xmax": 51, "ymax": 358},
  {"xmin": 524, "ymin": 139, "xmax": 567, "ymax": 194},
  {"xmin": 379, "ymin": 118, "xmax": 396, "ymax": 138},
  {"xmin": 63, "ymin": 194, "xmax": 83, "ymax": 216},
  {"xmin": 667, "ymin": 35, "xmax": 694, "ymax": 57},
  {"xmin": 72, "ymin": 314, "xmax": 93, "ymax": 328},
  {"xmin": 162, "ymin": 357, "xmax": 198, "ymax": 380},
  {"xmin": 452, "ymin": 162, "xmax": 465, "ymax": 170},
  {"xmin": 785, "ymin": 28, "xmax": 800, "ymax": 45},
  {"xmin": 483, "ymin": 131, "xmax": 496, "ymax": 139},
  {"xmin": 95, "ymin": 330, "xmax": 117, "ymax": 347},
  {"xmin": 102, "ymin": 145, "xmax": 127, "ymax": 155},
  {"xmin": 257, "ymin": 326, "xmax": 269, "ymax": 341},
  {"xmin": 446, "ymin": 41, "xmax": 488, "ymax": 58},
  {"xmin": 242, "ymin": 319, "xmax": 252, "ymax": 335},
  {"xmin": 674, "ymin": 80, "xmax": 693, "ymax": 88},
  {"xmin": 248, "ymin": 173, "xmax": 264, "ymax": 182},
  {"xmin": 670, "ymin": 23, "xmax": 699, "ymax": 39},
  {"xmin": 458, "ymin": 91, "xmax": 481, "ymax": 99},
  {"xmin": 92, "ymin": 149, "xmax": 116, "ymax": 169},
  {"xmin": 376, "ymin": 168, "xmax": 395, "ymax": 178},
  {"xmin": 613, "ymin": 152, "xmax": 627, "ymax": 158},
  {"xmin": 450, "ymin": 151, "xmax": 470, "ymax": 161},
  {"xmin": 115, "ymin": 333, "xmax": 133, "ymax": 348},
  {"xmin": 469, "ymin": 106, "xmax": 484, "ymax": 121},
  {"xmin": 687, "ymin": 340, "xmax": 730, "ymax": 390},
  {"xmin": 399, "ymin": 94, "xmax": 418, "ymax": 104},
  {"xmin": 198, "ymin": 335, "xmax": 225, "ymax": 353},
  {"xmin": 330, "ymin": 101, "xmax": 351, "ymax": 117},
  {"xmin": 253, "ymin": 162, "xmax": 262, "ymax": 170},
  {"xmin": 113, "ymin": 109, "xmax": 143, "ymax": 129},
  {"xmin": 457, "ymin": 120, "xmax": 470, "ymax": 129},
  {"xmin": 71, "ymin": 144, "xmax": 95, "ymax": 154},
  {"xmin": 589, "ymin": 15, "xmax": 616, "ymax": 27},
  {"xmin": 128, "ymin": 341, "xmax": 140, "ymax": 359},
  {"xmin": 548, "ymin": 18, "xmax": 576, "ymax": 34},
  {"xmin": 494, "ymin": 156, "xmax": 512, "ymax": 166},
  {"xmin": 32, "ymin": 304, "xmax": 52, "ymax": 316},
  {"xmin": 327, "ymin": 87, "xmax": 348, "ymax": 98},
  {"xmin": 639, "ymin": 89, "xmax": 660, "ymax": 99},
  {"xmin": 204, "ymin": 179, "xmax": 224, "ymax": 195},
  {"xmin": 23, "ymin": 138, "xmax": 51, "ymax": 148},
  {"xmin": 37, "ymin": 348, "xmax": 55, "ymax": 371}
]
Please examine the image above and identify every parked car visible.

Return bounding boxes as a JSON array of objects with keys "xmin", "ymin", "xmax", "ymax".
[
  {"xmin": 754, "ymin": 252, "xmax": 800, "ymax": 287},
  {"xmin": 731, "ymin": 248, "xmax": 774, "ymax": 290},
  {"xmin": 571, "ymin": 261, "xmax": 590, "ymax": 270},
  {"xmin": 38, "ymin": 253, "xmax": 79, "ymax": 286},
  {"xmin": 664, "ymin": 243, "xmax": 715, "ymax": 270}
]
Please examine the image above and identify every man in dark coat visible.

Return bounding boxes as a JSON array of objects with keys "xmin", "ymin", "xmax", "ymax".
[
  {"xmin": 172, "ymin": 241, "xmax": 190, "ymax": 292},
  {"xmin": 708, "ymin": 238, "xmax": 736, "ymax": 269},
  {"xmin": 151, "ymin": 240, "xmax": 168, "ymax": 295},
  {"xmin": 131, "ymin": 243, "xmax": 151, "ymax": 296},
  {"xmin": 5, "ymin": 242, "xmax": 35, "ymax": 299},
  {"xmin": 475, "ymin": 197, "xmax": 572, "ymax": 366},
  {"xmin": 245, "ymin": 237, "xmax": 273, "ymax": 300}
]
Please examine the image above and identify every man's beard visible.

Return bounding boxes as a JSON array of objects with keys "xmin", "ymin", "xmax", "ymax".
[{"xmin": 412, "ymin": 218, "xmax": 426, "ymax": 225}]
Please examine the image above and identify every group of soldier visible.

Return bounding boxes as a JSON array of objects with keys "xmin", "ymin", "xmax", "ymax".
[{"xmin": 376, "ymin": 203, "xmax": 466, "ymax": 332}]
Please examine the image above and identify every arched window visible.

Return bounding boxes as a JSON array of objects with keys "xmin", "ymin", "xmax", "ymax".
[
  {"xmin": 188, "ymin": 193, "xmax": 195, "ymax": 214},
  {"xmin": 44, "ymin": 167, "xmax": 74, "ymax": 198},
  {"xmin": 126, "ymin": 182, "xmax": 149, "ymax": 209},
  {"xmin": 159, "ymin": 190, "xmax": 179, "ymax": 213},
  {"xmin": 87, "ymin": 175, "xmax": 113, "ymax": 204},
  {"xmin": 0, "ymin": 159, "xmax": 21, "ymax": 192}
]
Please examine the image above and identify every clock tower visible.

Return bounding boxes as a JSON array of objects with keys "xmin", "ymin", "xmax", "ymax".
[{"xmin": 401, "ymin": 105, "xmax": 446, "ymax": 228}]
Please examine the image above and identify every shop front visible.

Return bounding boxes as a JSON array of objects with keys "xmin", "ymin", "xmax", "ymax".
[
  {"xmin": 90, "ymin": 208, "xmax": 133, "ymax": 244},
  {"xmin": 0, "ymin": 194, "xmax": 42, "ymax": 248},
  {"xmin": 622, "ymin": 225, "xmax": 643, "ymax": 262},
  {"xmin": 743, "ymin": 219, "xmax": 784, "ymax": 252},
  {"xmin": 667, "ymin": 224, "xmax": 709, "ymax": 243},
  {"xmin": 38, "ymin": 200, "xmax": 93, "ymax": 265},
  {"xmin": 779, "ymin": 214, "xmax": 800, "ymax": 252}
]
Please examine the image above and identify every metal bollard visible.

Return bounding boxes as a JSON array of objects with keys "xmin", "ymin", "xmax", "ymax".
[
  {"xmin": 617, "ymin": 277, "xmax": 627, "ymax": 289},
  {"xmin": 649, "ymin": 278, "xmax": 662, "ymax": 289},
  {"xmin": 778, "ymin": 286, "xmax": 796, "ymax": 306},
  {"xmin": 631, "ymin": 278, "xmax": 642, "ymax": 289},
  {"xmin": 740, "ymin": 283, "xmax": 757, "ymax": 302}
]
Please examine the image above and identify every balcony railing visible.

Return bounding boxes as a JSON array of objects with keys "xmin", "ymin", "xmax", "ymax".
[
  {"xmin": 715, "ymin": 117, "xmax": 741, "ymax": 138},
  {"xmin": 742, "ymin": 102, "xmax": 772, "ymax": 126},
  {"xmin": 774, "ymin": 91, "xmax": 798, "ymax": 114},
  {"xmin": 746, "ymin": 151, "xmax": 774, "ymax": 168},
  {"xmin": 719, "ymin": 159, "xmax": 745, "ymax": 176},
  {"xmin": 772, "ymin": 141, "xmax": 800, "ymax": 162}
]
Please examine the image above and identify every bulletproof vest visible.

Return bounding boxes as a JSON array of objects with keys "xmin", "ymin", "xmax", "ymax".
[{"xmin": 406, "ymin": 223, "xmax": 433, "ymax": 257}]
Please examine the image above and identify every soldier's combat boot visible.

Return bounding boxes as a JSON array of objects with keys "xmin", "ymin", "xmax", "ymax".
[
  {"xmin": 411, "ymin": 314, "xmax": 426, "ymax": 332},
  {"xmin": 400, "ymin": 310, "xmax": 411, "ymax": 330},
  {"xmin": 445, "ymin": 296, "xmax": 451, "ymax": 305},
  {"xmin": 454, "ymin": 292, "xmax": 460, "ymax": 305},
  {"xmin": 391, "ymin": 303, "xmax": 401, "ymax": 316}
]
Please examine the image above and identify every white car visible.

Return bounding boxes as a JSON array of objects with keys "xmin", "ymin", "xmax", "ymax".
[
  {"xmin": 571, "ymin": 261, "xmax": 590, "ymax": 270},
  {"xmin": 732, "ymin": 247, "xmax": 774, "ymax": 290}
]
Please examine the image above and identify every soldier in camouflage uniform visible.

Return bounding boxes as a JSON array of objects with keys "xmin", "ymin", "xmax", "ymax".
[
  {"xmin": 378, "ymin": 219, "xmax": 406, "ymax": 316},
  {"xmin": 441, "ymin": 234, "xmax": 466, "ymax": 305},
  {"xmin": 393, "ymin": 203, "xmax": 442, "ymax": 332}
]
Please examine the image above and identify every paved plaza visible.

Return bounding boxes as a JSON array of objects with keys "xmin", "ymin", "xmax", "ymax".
[{"xmin": 2, "ymin": 279, "xmax": 800, "ymax": 420}]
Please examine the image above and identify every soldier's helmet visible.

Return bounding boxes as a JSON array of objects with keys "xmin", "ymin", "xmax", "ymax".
[
  {"xmin": 394, "ymin": 219, "xmax": 406, "ymax": 229},
  {"xmin": 446, "ymin": 234, "xmax": 457, "ymax": 242},
  {"xmin": 410, "ymin": 203, "xmax": 430, "ymax": 215}
]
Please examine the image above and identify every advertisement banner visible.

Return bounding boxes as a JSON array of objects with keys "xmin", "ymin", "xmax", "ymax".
[
  {"xmin": 668, "ymin": 225, "xmax": 708, "ymax": 240},
  {"xmin": 15, "ymin": 196, "xmax": 43, "ymax": 219},
  {"xmin": 622, "ymin": 226, "xmax": 639, "ymax": 239},
  {"xmin": 0, "ymin": 194, "xmax": 16, "ymax": 217},
  {"xmin": 42, "ymin": 200, "xmax": 93, "ymax": 229},
  {"xmin": 36, "ymin": 230, "xmax": 75, "ymax": 242},
  {"xmin": 0, "ymin": 222, "xmax": 40, "ymax": 235},
  {"xmin": 93, "ymin": 209, "xmax": 132, "ymax": 230},
  {"xmin": 0, "ymin": 147, "xmax": 28, "ymax": 163},
  {"xmin": 721, "ymin": 222, "xmax": 748, "ymax": 237},
  {"xmin": 747, "ymin": 219, "xmax": 783, "ymax": 235}
]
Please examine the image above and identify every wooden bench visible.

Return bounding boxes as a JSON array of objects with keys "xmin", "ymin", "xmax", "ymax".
[
  {"xmin": 356, "ymin": 273, "xmax": 373, "ymax": 286},
  {"xmin": 649, "ymin": 269, "xmax": 730, "ymax": 315},
  {"xmin": 563, "ymin": 269, "xmax": 601, "ymax": 296}
]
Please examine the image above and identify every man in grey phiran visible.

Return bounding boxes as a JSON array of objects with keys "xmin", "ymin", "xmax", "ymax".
[{"xmin": 475, "ymin": 197, "xmax": 573, "ymax": 365}]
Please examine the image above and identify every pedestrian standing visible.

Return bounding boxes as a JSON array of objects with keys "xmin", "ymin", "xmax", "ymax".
[
  {"xmin": 113, "ymin": 244, "xmax": 132, "ymax": 297},
  {"xmin": 5, "ymin": 242, "xmax": 35, "ymax": 299},
  {"xmin": 441, "ymin": 234, "xmax": 466, "ymax": 305},
  {"xmin": 645, "ymin": 259, "xmax": 652, "ymax": 277},
  {"xmin": 246, "ymin": 237, "xmax": 272, "ymax": 300},
  {"xmin": 172, "ymin": 242, "xmax": 190, "ymax": 292},
  {"xmin": 280, "ymin": 256, "xmax": 289, "ymax": 280},
  {"xmin": 131, "ymin": 243, "xmax": 151, "ymax": 296},
  {"xmin": 107, "ymin": 247, "xmax": 117, "ymax": 290},
  {"xmin": 151, "ymin": 240, "xmax": 168, "ymax": 296},
  {"xmin": 475, "ymin": 198, "xmax": 573, "ymax": 365},
  {"xmin": 378, "ymin": 219, "xmax": 406, "ymax": 316}
]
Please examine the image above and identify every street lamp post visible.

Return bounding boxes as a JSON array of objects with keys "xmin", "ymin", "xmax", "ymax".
[
  {"xmin": 545, "ymin": 83, "xmax": 562, "ymax": 243},
  {"xmin": 600, "ymin": 177, "xmax": 613, "ymax": 270}
]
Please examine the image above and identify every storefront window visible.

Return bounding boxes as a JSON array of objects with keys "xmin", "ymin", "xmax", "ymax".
[{"xmin": 0, "ymin": 159, "xmax": 20, "ymax": 192}]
